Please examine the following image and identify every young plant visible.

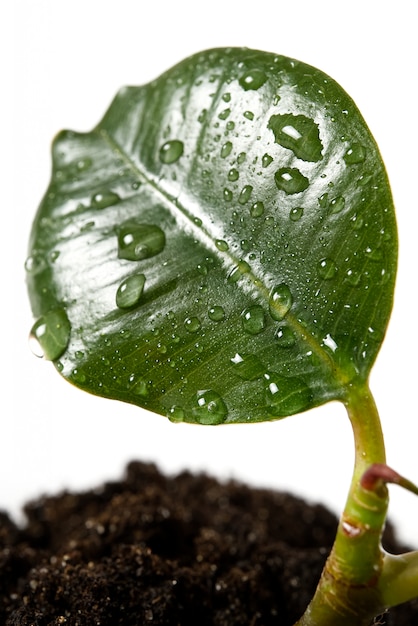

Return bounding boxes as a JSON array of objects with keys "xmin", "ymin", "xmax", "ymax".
[{"xmin": 26, "ymin": 48, "xmax": 417, "ymax": 625}]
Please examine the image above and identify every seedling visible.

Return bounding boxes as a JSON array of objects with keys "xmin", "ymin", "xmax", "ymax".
[{"xmin": 26, "ymin": 48, "xmax": 418, "ymax": 624}]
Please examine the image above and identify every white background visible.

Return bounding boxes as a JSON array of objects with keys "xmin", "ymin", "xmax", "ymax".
[{"xmin": 3, "ymin": 1, "xmax": 417, "ymax": 547}]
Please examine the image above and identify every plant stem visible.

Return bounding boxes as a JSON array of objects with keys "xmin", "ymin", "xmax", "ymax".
[
  {"xmin": 344, "ymin": 382, "xmax": 386, "ymax": 484},
  {"xmin": 379, "ymin": 551, "xmax": 418, "ymax": 607},
  {"xmin": 294, "ymin": 382, "xmax": 389, "ymax": 625}
]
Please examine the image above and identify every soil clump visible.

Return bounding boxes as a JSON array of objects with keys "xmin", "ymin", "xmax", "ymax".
[{"xmin": 1, "ymin": 461, "xmax": 417, "ymax": 625}]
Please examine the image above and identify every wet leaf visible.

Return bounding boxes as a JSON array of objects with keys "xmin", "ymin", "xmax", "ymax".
[{"xmin": 27, "ymin": 48, "xmax": 397, "ymax": 424}]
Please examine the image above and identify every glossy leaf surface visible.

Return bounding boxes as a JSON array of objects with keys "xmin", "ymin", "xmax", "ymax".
[{"xmin": 27, "ymin": 48, "xmax": 397, "ymax": 424}]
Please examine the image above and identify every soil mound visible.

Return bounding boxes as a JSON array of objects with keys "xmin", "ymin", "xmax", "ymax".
[{"xmin": 1, "ymin": 462, "xmax": 417, "ymax": 625}]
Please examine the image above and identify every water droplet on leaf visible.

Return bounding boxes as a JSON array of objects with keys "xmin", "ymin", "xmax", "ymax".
[
  {"xmin": 265, "ymin": 372, "xmax": 312, "ymax": 417},
  {"xmin": 318, "ymin": 193, "xmax": 328, "ymax": 209},
  {"xmin": 274, "ymin": 168, "xmax": 309, "ymax": 194},
  {"xmin": 116, "ymin": 274, "xmax": 146, "ymax": 309},
  {"xmin": 91, "ymin": 190, "xmax": 120, "ymax": 209},
  {"xmin": 241, "ymin": 305, "xmax": 266, "ymax": 335},
  {"xmin": 29, "ymin": 308, "xmax": 71, "ymax": 361},
  {"xmin": 220, "ymin": 141, "xmax": 233, "ymax": 158},
  {"xmin": 208, "ymin": 305, "xmax": 225, "ymax": 321},
  {"xmin": 127, "ymin": 373, "xmax": 149, "ymax": 397},
  {"xmin": 344, "ymin": 143, "xmax": 366, "ymax": 164},
  {"xmin": 238, "ymin": 185, "xmax": 253, "ymax": 205},
  {"xmin": 268, "ymin": 114, "xmax": 323, "ymax": 162},
  {"xmin": 250, "ymin": 201, "xmax": 264, "ymax": 217},
  {"xmin": 365, "ymin": 246, "xmax": 383, "ymax": 261},
  {"xmin": 345, "ymin": 268, "xmax": 361, "ymax": 286},
  {"xmin": 117, "ymin": 221, "xmax": 165, "ymax": 261},
  {"xmin": 192, "ymin": 390, "xmax": 228, "ymax": 424},
  {"xmin": 357, "ymin": 173, "xmax": 373, "ymax": 187},
  {"xmin": 167, "ymin": 406, "xmax": 185, "ymax": 423},
  {"xmin": 215, "ymin": 239, "xmax": 229, "ymax": 251},
  {"xmin": 218, "ymin": 108, "xmax": 231, "ymax": 120},
  {"xmin": 228, "ymin": 260, "xmax": 251, "ymax": 284},
  {"xmin": 275, "ymin": 326, "xmax": 296, "ymax": 348},
  {"xmin": 239, "ymin": 69, "xmax": 268, "ymax": 91},
  {"xmin": 230, "ymin": 352, "xmax": 265, "ymax": 380},
  {"xmin": 71, "ymin": 368, "xmax": 86, "ymax": 383},
  {"xmin": 329, "ymin": 196, "xmax": 345, "ymax": 214},
  {"xmin": 289, "ymin": 207, "xmax": 304, "ymax": 221},
  {"xmin": 159, "ymin": 140, "xmax": 184, "ymax": 164},
  {"xmin": 184, "ymin": 316, "xmax": 201, "ymax": 333},
  {"xmin": 25, "ymin": 253, "xmax": 46, "ymax": 275},
  {"xmin": 269, "ymin": 284, "xmax": 293, "ymax": 321},
  {"xmin": 228, "ymin": 168, "xmax": 239, "ymax": 182},
  {"xmin": 318, "ymin": 258, "xmax": 337, "ymax": 280},
  {"xmin": 262, "ymin": 153, "xmax": 273, "ymax": 168}
]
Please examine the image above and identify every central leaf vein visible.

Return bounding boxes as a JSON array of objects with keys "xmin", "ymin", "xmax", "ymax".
[{"xmin": 97, "ymin": 126, "xmax": 349, "ymax": 390}]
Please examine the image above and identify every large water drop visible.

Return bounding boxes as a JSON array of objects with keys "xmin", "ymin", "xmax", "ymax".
[
  {"xmin": 241, "ymin": 305, "xmax": 266, "ymax": 335},
  {"xmin": 274, "ymin": 168, "xmax": 309, "ymax": 194},
  {"xmin": 239, "ymin": 69, "xmax": 268, "ymax": 91},
  {"xmin": 184, "ymin": 316, "xmax": 201, "ymax": 333},
  {"xmin": 344, "ymin": 143, "xmax": 366, "ymax": 165},
  {"xmin": 29, "ymin": 308, "xmax": 71, "ymax": 361},
  {"xmin": 192, "ymin": 390, "xmax": 228, "ymax": 425},
  {"xmin": 159, "ymin": 140, "xmax": 184, "ymax": 164},
  {"xmin": 238, "ymin": 185, "xmax": 253, "ymax": 205},
  {"xmin": 116, "ymin": 274, "xmax": 146, "ymax": 309},
  {"xmin": 117, "ymin": 221, "xmax": 165, "ymax": 261},
  {"xmin": 289, "ymin": 207, "xmax": 304, "ymax": 222},
  {"xmin": 208, "ymin": 305, "xmax": 225, "ymax": 322},
  {"xmin": 220, "ymin": 142, "xmax": 233, "ymax": 158},
  {"xmin": 329, "ymin": 196, "xmax": 345, "ymax": 215},
  {"xmin": 269, "ymin": 283, "xmax": 293, "ymax": 321},
  {"xmin": 167, "ymin": 405, "xmax": 185, "ymax": 423},
  {"xmin": 268, "ymin": 114, "xmax": 323, "ymax": 162},
  {"xmin": 250, "ymin": 201, "xmax": 265, "ymax": 217}
]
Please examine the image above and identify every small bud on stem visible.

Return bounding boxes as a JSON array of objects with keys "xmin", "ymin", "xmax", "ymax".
[{"xmin": 361, "ymin": 463, "xmax": 418, "ymax": 497}]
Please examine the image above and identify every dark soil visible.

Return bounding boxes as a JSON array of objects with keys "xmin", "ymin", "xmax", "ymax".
[{"xmin": 1, "ymin": 462, "xmax": 417, "ymax": 625}]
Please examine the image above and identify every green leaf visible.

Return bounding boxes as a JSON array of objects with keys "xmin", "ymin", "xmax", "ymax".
[{"xmin": 26, "ymin": 48, "xmax": 397, "ymax": 425}]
